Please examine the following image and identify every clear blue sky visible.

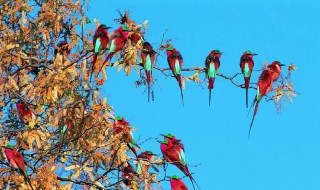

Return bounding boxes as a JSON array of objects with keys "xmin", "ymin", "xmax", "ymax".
[{"xmin": 86, "ymin": 1, "xmax": 319, "ymax": 189}]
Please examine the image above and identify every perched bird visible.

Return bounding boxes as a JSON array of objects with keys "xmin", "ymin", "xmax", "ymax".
[
  {"xmin": 159, "ymin": 139, "xmax": 200, "ymax": 189},
  {"xmin": 92, "ymin": 24, "xmax": 111, "ymax": 64},
  {"xmin": 54, "ymin": 41, "xmax": 70, "ymax": 64},
  {"xmin": 170, "ymin": 175, "xmax": 188, "ymax": 190},
  {"xmin": 136, "ymin": 151, "xmax": 158, "ymax": 174},
  {"xmin": 3, "ymin": 145, "xmax": 34, "ymax": 190},
  {"xmin": 122, "ymin": 162, "xmax": 136, "ymax": 186},
  {"xmin": 140, "ymin": 42, "xmax": 156, "ymax": 102},
  {"xmin": 16, "ymin": 100, "xmax": 33, "ymax": 124},
  {"xmin": 113, "ymin": 116, "xmax": 139, "ymax": 158},
  {"xmin": 166, "ymin": 45, "xmax": 184, "ymax": 106},
  {"xmin": 104, "ymin": 25, "xmax": 130, "ymax": 63},
  {"xmin": 129, "ymin": 32, "xmax": 142, "ymax": 46},
  {"xmin": 267, "ymin": 61, "xmax": 285, "ymax": 82},
  {"xmin": 240, "ymin": 50, "xmax": 257, "ymax": 108},
  {"xmin": 205, "ymin": 50, "xmax": 222, "ymax": 106},
  {"xmin": 248, "ymin": 69, "xmax": 273, "ymax": 138},
  {"xmin": 161, "ymin": 133, "xmax": 185, "ymax": 151}
]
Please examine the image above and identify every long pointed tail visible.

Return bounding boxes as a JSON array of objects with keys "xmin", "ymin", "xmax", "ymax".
[
  {"xmin": 177, "ymin": 74, "xmax": 184, "ymax": 107},
  {"xmin": 208, "ymin": 77, "xmax": 214, "ymax": 106},
  {"xmin": 23, "ymin": 173, "xmax": 34, "ymax": 190},
  {"xmin": 146, "ymin": 70, "xmax": 151, "ymax": 102},
  {"xmin": 245, "ymin": 77, "xmax": 250, "ymax": 108},
  {"xmin": 179, "ymin": 165, "xmax": 201, "ymax": 190},
  {"xmin": 248, "ymin": 100, "xmax": 260, "ymax": 139}
]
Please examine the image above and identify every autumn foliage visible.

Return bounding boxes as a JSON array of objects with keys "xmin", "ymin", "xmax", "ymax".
[{"xmin": 0, "ymin": 0, "xmax": 297, "ymax": 190}]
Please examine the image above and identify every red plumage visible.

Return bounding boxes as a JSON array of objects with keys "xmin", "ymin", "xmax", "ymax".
[
  {"xmin": 140, "ymin": 42, "xmax": 156, "ymax": 102},
  {"xmin": 16, "ymin": 102, "xmax": 32, "ymax": 124},
  {"xmin": 240, "ymin": 51, "xmax": 257, "ymax": 108},
  {"xmin": 268, "ymin": 61, "xmax": 285, "ymax": 82},
  {"xmin": 160, "ymin": 140, "xmax": 200, "ymax": 189},
  {"xmin": 170, "ymin": 176, "xmax": 188, "ymax": 190},
  {"xmin": 104, "ymin": 26, "xmax": 129, "ymax": 63},
  {"xmin": 205, "ymin": 50, "xmax": 222, "ymax": 106},
  {"xmin": 166, "ymin": 45, "xmax": 184, "ymax": 106},
  {"xmin": 248, "ymin": 69, "xmax": 273, "ymax": 138},
  {"xmin": 92, "ymin": 24, "xmax": 110, "ymax": 64}
]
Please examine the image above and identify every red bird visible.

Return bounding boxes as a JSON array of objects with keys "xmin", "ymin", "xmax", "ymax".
[
  {"xmin": 54, "ymin": 41, "xmax": 70, "ymax": 64},
  {"xmin": 248, "ymin": 69, "xmax": 273, "ymax": 138},
  {"xmin": 3, "ymin": 145, "xmax": 34, "ymax": 190},
  {"xmin": 113, "ymin": 116, "xmax": 140, "ymax": 158},
  {"xmin": 159, "ymin": 139, "xmax": 200, "ymax": 189},
  {"xmin": 92, "ymin": 24, "xmax": 111, "ymax": 64},
  {"xmin": 170, "ymin": 175, "xmax": 188, "ymax": 190},
  {"xmin": 16, "ymin": 100, "xmax": 33, "ymax": 124},
  {"xmin": 103, "ymin": 25, "xmax": 130, "ymax": 63},
  {"xmin": 122, "ymin": 162, "xmax": 136, "ymax": 186},
  {"xmin": 166, "ymin": 45, "xmax": 184, "ymax": 106},
  {"xmin": 140, "ymin": 42, "xmax": 156, "ymax": 102},
  {"xmin": 240, "ymin": 51, "xmax": 257, "ymax": 108},
  {"xmin": 161, "ymin": 133, "xmax": 185, "ymax": 151},
  {"xmin": 205, "ymin": 50, "xmax": 222, "ymax": 106},
  {"xmin": 267, "ymin": 61, "xmax": 285, "ymax": 82},
  {"xmin": 136, "ymin": 151, "xmax": 158, "ymax": 174}
]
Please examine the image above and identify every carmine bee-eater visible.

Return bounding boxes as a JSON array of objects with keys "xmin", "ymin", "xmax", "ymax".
[
  {"xmin": 166, "ymin": 45, "xmax": 184, "ymax": 106},
  {"xmin": 141, "ymin": 41, "xmax": 156, "ymax": 102},
  {"xmin": 16, "ymin": 100, "xmax": 33, "ymax": 124},
  {"xmin": 3, "ymin": 145, "xmax": 34, "ymax": 190},
  {"xmin": 170, "ymin": 175, "xmax": 188, "ymax": 190},
  {"xmin": 136, "ymin": 151, "xmax": 158, "ymax": 174},
  {"xmin": 205, "ymin": 50, "xmax": 222, "ymax": 106},
  {"xmin": 267, "ymin": 61, "xmax": 285, "ymax": 82},
  {"xmin": 104, "ymin": 25, "xmax": 130, "ymax": 63},
  {"xmin": 240, "ymin": 50, "xmax": 257, "ymax": 108},
  {"xmin": 161, "ymin": 133, "xmax": 185, "ymax": 151},
  {"xmin": 248, "ymin": 69, "xmax": 273, "ymax": 138},
  {"xmin": 54, "ymin": 41, "xmax": 70, "ymax": 64},
  {"xmin": 92, "ymin": 24, "xmax": 111, "ymax": 64},
  {"xmin": 122, "ymin": 162, "xmax": 136, "ymax": 186},
  {"xmin": 159, "ymin": 139, "xmax": 200, "ymax": 189},
  {"xmin": 113, "ymin": 116, "xmax": 140, "ymax": 158}
]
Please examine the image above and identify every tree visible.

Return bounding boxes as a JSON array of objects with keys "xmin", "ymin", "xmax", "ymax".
[{"xmin": 0, "ymin": 1, "xmax": 297, "ymax": 189}]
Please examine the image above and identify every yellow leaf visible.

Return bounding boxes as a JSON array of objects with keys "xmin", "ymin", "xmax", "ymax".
[
  {"xmin": 8, "ymin": 76, "xmax": 19, "ymax": 91},
  {"xmin": 117, "ymin": 64, "xmax": 123, "ymax": 72},
  {"xmin": 94, "ymin": 181, "xmax": 104, "ymax": 188},
  {"xmin": 65, "ymin": 165, "xmax": 77, "ymax": 171}
]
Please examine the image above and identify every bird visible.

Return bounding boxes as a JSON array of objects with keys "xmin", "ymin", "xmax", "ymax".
[
  {"xmin": 136, "ymin": 151, "xmax": 158, "ymax": 174},
  {"xmin": 92, "ymin": 24, "xmax": 111, "ymax": 64},
  {"xmin": 248, "ymin": 69, "xmax": 273, "ymax": 138},
  {"xmin": 166, "ymin": 45, "xmax": 184, "ymax": 106},
  {"xmin": 267, "ymin": 61, "xmax": 285, "ymax": 82},
  {"xmin": 140, "ymin": 41, "xmax": 156, "ymax": 102},
  {"xmin": 16, "ymin": 100, "xmax": 33, "ymax": 124},
  {"xmin": 159, "ymin": 139, "xmax": 200, "ymax": 189},
  {"xmin": 240, "ymin": 50, "xmax": 257, "ymax": 108},
  {"xmin": 113, "ymin": 116, "xmax": 140, "ymax": 158},
  {"xmin": 103, "ymin": 25, "xmax": 130, "ymax": 63},
  {"xmin": 205, "ymin": 50, "xmax": 222, "ymax": 106},
  {"xmin": 161, "ymin": 133, "xmax": 185, "ymax": 151},
  {"xmin": 170, "ymin": 175, "xmax": 188, "ymax": 190},
  {"xmin": 54, "ymin": 41, "xmax": 70, "ymax": 65},
  {"xmin": 3, "ymin": 145, "xmax": 34, "ymax": 190}
]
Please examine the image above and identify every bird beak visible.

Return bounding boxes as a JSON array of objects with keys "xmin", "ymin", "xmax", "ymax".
[
  {"xmin": 253, "ymin": 53, "xmax": 258, "ymax": 56},
  {"xmin": 107, "ymin": 27, "xmax": 112, "ymax": 29},
  {"xmin": 280, "ymin": 63, "xmax": 286, "ymax": 66},
  {"xmin": 160, "ymin": 134, "xmax": 165, "ymax": 137},
  {"xmin": 157, "ymin": 140, "xmax": 162, "ymax": 144}
]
